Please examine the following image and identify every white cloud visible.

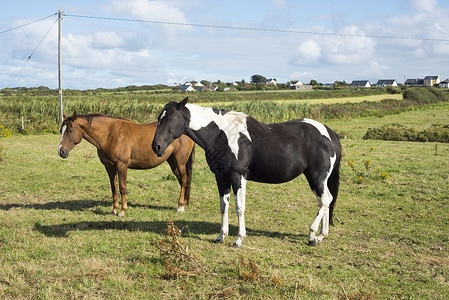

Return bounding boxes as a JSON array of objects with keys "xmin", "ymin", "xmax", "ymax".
[
  {"xmin": 105, "ymin": 0, "xmax": 188, "ymax": 23},
  {"xmin": 91, "ymin": 31, "xmax": 125, "ymax": 49},
  {"xmin": 360, "ymin": 61, "xmax": 388, "ymax": 80},
  {"xmin": 409, "ymin": 0, "xmax": 438, "ymax": 12},
  {"xmin": 288, "ymin": 71, "xmax": 314, "ymax": 81},
  {"xmin": 291, "ymin": 26, "xmax": 376, "ymax": 68},
  {"xmin": 269, "ymin": 0, "xmax": 288, "ymax": 10},
  {"xmin": 297, "ymin": 39, "xmax": 321, "ymax": 63}
]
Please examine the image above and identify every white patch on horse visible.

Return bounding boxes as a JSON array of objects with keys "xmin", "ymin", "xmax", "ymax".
[
  {"xmin": 302, "ymin": 118, "xmax": 331, "ymax": 140},
  {"xmin": 186, "ymin": 104, "xmax": 252, "ymax": 159},
  {"xmin": 308, "ymin": 152, "xmax": 336, "ymax": 244},
  {"xmin": 158, "ymin": 110, "xmax": 166, "ymax": 125},
  {"xmin": 233, "ymin": 175, "xmax": 247, "ymax": 247},
  {"xmin": 58, "ymin": 125, "xmax": 67, "ymax": 155}
]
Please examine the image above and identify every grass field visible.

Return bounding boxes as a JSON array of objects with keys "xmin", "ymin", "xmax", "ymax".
[
  {"xmin": 201, "ymin": 93, "xmax": 404, "ymax": 106},
  {"xmin": 0, "ymin": 103, "xmax": 448, "ymax": 299}
]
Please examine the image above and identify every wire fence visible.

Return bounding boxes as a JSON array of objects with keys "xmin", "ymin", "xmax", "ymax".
[{"xmin": 0, "ymin": 117, "xmax": 31, "ymax": 130}]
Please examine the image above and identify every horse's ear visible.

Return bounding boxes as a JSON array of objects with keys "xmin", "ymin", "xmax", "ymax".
[
  {"xmin": 178, "ymin": 97, "xmax": 188, "ymax": 108},
  {"xmin": 63, "ymin": 111, "xmax": 68, "ymax": 119},
  {"xmin": 73, "ymin": 110, "xmax": 78, "ymax": 120}
]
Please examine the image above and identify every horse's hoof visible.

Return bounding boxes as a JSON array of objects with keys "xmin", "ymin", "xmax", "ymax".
[
  {"xmin": 177, "ymin": 207, "xmax": 185, "ymax": 213},
  {"xmin": 308, "ymin": 239, "xmax": 321, "ymax": 246},
  {"xmin": 232, "ymin": 242, "xmax": 242, "ymax": 248},
  {"xmin": 117, "ymin": 212, "xmax": 125, "ymax": 218}
]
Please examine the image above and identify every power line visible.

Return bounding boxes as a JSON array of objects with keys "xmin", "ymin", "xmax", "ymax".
[
  {"xmin": 7, "ymin": 16, "xmax": 58, "ymax": 88},
  {"xmin": 0, "ymin": 13, "xmax": 57, "ymax": 35},
  {"xmin": 62, "ymin": 13, "xmax": 449, "ymax": 43}
]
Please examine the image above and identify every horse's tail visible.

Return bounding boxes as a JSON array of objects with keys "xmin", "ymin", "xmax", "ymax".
[
  {"xmin": 328, "ymin": 140, "xmax": 341, "ymax": 226},
  {"xmin": 184, "ymin": 144, "xmax": 195, "ymax": 205}
]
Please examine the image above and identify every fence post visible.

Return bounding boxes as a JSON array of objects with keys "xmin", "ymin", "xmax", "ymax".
[{"xmin": 58, "ymin": 8, "xmax": 63, "ymax": 123}]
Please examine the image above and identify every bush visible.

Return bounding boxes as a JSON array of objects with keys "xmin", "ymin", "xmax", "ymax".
[
  {"xmin": 363, "ymin": 123, "xmax": 449, "ymax": 143},
  {"xmin": 417, "ymin": 124, "xmax": 449, "ymax": 143},
  {"xmin": 363, "ymin": 123, "xmax": 418, "ymax": 142}
]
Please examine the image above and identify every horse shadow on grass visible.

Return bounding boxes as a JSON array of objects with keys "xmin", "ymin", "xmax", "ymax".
[
  {"xmin": 33, "ymin": 219, "xmax": 306, "ymax": 244},
  {"xmin": 0, "ymin": 199, "xmax": 174, "ymax": 214}
]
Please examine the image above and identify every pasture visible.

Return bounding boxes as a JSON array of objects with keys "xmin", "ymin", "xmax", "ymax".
[{"xmin": 0, "ymin": 103, "xmax": 448, "ymax": 299}]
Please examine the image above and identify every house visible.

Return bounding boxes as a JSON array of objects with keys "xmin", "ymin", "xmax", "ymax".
[
  {"xmin": 199, "ymin": 86, "xmax": 218, "ymax": 92},
  {"xmin": 266, "ymin": 79, "xmax": 277, "ymax": 86},
  {"xmin": 324, "ymin": 83, "xmax": 334, "ymax": 88},
  {"xmin": 178, "ymin": 84, "xmax": 195, "ymax": 92},
  {"xmin": 376, "ymin": 79, "xmax": 398, "ymax": 87},
  {"xmin": 350, "ymin": 80, "xmax": 371, "ymax": 88},
  {"xmin": 405, "ymin": 78, "xmax": 424, "ymax": 86},
  {"xmin": 439, "ymin": 79, "xmax": 449, "ymax": 88},
  {"xmin": 289, "ymin": 80, "xmax": 304, "ymax": 89},
  {"xmin": 424, "ymin": 75, "xmax": 440, "ymax": 87},
  {"xmin": 193, "ymin": 82, "xmax": 204, "ymax": 87}
]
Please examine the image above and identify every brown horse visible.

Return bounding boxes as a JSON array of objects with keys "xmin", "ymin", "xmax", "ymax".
[{"xmin": 58, "ymin": 111, "xmax": 195, "ymax": 217}]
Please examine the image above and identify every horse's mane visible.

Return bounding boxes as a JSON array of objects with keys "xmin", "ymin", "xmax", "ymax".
[{"xmin": 76, "ymin": 114, "xmax": 130, "ymax": 125}]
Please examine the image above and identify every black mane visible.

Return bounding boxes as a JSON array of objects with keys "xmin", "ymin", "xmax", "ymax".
[{"xmin": 72, "ymin": 114, "xmax": 130, "ymax": 125}]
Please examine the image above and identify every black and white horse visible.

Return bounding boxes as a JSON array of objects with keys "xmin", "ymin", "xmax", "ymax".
[{"xmin": 152, "ymin": 97, "xmax": 341, "ymax": 247}]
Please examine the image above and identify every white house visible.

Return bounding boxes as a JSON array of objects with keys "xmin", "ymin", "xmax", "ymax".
[
  {"xmin": 199, "ymin": 86, "xmax": 218, "ymax": 92},
  {"xmin": 289, "ymin": 80, "xmax": 303, "ymax": 89},
  {"xmin": 350, "ymin": 80, "xmax": 371, "ymax": 88},
  {"xmin": 178, "ymin": 84, "xmax": 195, "ymax": 92},
  {"xmin": 376, "ymin": 79, "xmax": 398, "ymax": 87},
  {"xmin": 439, "ymin": 79, "xmax": 449, "ymax": 88},
  {"xmin": 266, "ymin": 79, "xmax": 277, "ymax": 86}
]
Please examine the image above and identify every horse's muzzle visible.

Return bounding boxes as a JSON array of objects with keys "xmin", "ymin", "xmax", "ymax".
[
  {"xmin": 58, "ymin": 148, "xmax": 69, "ymax": 159},
  {"xmin": 152, "ymin": 143, "xmax": 165, "ymax": 157}
]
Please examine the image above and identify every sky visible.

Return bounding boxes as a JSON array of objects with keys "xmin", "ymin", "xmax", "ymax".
[{"xmin": 1, "ymin": 0, "xmax": 448, "ymax": 89}]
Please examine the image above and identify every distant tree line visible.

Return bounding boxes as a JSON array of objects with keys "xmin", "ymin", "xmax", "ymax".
[{"xmin": 0, "ymin": 75, "xmax": 354, "ymax": 96}]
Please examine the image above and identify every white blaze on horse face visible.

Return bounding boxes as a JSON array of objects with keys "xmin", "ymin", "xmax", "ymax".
[
  {"xmin": 302, "ymin": 119, "xmax": 331, "ymax": 140},
  {"xmin": 158, "ymin": 110, "xmax": 167, "ymax": 125},
  {"xmin": 186, "ymin": 104, "xmax": 252, "ymax": 159},
  {"xmin": 58, "ymin": 125, "xmax": 67, "ymax": 154}
]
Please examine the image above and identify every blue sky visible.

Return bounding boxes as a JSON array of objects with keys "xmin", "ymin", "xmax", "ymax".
[{"xmin": 1, "ymin": 0, "xmax": 448, "ymax": 89}]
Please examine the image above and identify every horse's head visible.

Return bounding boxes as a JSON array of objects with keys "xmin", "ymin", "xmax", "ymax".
[
  {"xmin": 152, "ymin": 97, "xmax": 189, "ymax": 157},
  {"xmin": 58, "ymin": 111, "xmax": 83, "ymax": 159}
]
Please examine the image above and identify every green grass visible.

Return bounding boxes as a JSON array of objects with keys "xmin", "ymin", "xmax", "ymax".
[{"xmin": 0, "ymin": 105, "xmax": 448, "ymax": 299}]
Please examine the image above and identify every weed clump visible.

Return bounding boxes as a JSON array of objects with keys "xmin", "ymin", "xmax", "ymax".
[
  {"xmin": 150, "ymin": 219, "xmax": 202, "ymax": 279},
  {"xmin": 0, "ymin": 124, "xmax": 11, "ymax": 138},
  {"xmin": 237, "ymin": 255, "xmax": 260, "ymax": 281},
  {"xmin": 0, "ymin": 124, "xmax": 11, "ymax": 162},
  {"xmin": 347, "ymin": 146, "xmax": 390, "ymax": 184}
]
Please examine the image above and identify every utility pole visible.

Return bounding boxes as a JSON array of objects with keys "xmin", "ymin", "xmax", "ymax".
[{"xmin": 58, "ymin": 8, "xmax": 63, "ymax": 123}]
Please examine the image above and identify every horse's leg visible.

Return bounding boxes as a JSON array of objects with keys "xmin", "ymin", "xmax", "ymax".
[
  {"xmin": 308, "ymin": 187, "xmax": 333, "ymax": 246},
  {"xmin": 232, "ymin": 175, "xmax": 247, "ymax": 248},
  {"xmin": 167, "ymin": 155, "xmax": 187, "ymax": 213},
  {"xmin": 214, "ymin": 175, "xmax": 231, "ymax": 243},
  {"xmin": 104, "ymin": 164, "xmax": 119, "ymax": 215},
  {"xmin": 116, "ymin": 163, "xmax": 128, "ymax": 217}
]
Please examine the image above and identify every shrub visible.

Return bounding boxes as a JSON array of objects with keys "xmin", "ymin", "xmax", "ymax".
[
  {"xmin": 363, "ymin": 123, "xmax": 418, "ymax": 142},
  {"xmin": 417, "ymin": 124, "xmax": 449, "ymax": 143},
  {"xmin": 363, "ymin": 123, "xmax": 449, "ymax": 143}
]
